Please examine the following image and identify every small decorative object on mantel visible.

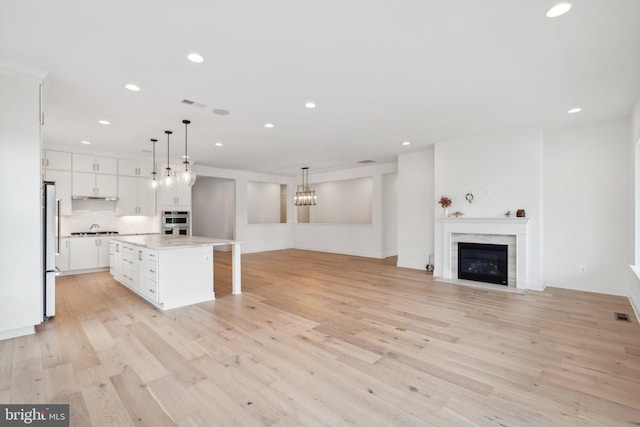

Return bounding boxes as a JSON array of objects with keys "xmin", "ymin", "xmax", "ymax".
[
  {"xmin": 452, "ymin": 211, "xmax": 464, "ymax": 218},
  {"xmin": 505, "ymin": 210, "xmax": 512, "ymax": 217},
  {"xmin": 438, "ymin": 196, "xmax": 452, "ymax": 217},
  {"xmin": 465, "ymin": 192, "xmax": 474, "ymax": 203},
  {"xmin": 516, "ymin": 209, "xmax": 526, "ymax": 217}
]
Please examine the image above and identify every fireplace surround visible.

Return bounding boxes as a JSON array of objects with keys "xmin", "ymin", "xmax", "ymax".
[{"xmin": 439, "ymin": 217, "xmax": 530, "ymax": 289}]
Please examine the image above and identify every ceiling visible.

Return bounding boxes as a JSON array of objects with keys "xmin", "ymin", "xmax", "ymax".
[{"xmin": 1, "ymin": 0, "xmax": 639, "ymax": 176}]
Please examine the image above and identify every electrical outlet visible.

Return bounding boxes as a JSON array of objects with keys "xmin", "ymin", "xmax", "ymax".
[{"xmin": 579, "ymin": 266, "xmax": 586, "ymax": 273}]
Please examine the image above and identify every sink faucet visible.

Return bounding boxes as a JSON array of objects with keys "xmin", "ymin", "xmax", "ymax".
[{"xmin": 90, "ymin": 224, "xmax": 100, "ymax": 231}]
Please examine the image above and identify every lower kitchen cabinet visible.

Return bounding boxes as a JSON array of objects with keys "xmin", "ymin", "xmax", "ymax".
[
  {"xmin": 111, "ymin": 244, "xmax": 159, "ymax": 302},
  {"xmin": 69, "ymin": 236, "xmax": 111, "ymax": 271}
]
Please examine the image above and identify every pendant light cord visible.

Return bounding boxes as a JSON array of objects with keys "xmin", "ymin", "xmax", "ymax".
[
  {"xmin": 183, "ymin": 119, "xmax": 190, "ymax": 167},
  {"xmin": 165, "ymin": 130, "xmax": 172, "ymax": 175}
]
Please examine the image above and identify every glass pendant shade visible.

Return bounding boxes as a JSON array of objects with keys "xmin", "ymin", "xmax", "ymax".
[
  {"xmin": 178, "ymin": 167, "xmax": 196, "ymax": 187},
  {"xmin": 179, "ymin": 119, "xmax": 197, "ymax": 187},
  {"xmin": 161, "ymin": 171, "xmax": 176, "ymax": 190},
  {"xmin": 149, "ymin": 138, "xmax": 160, "ymax": 192},
  {"xmin": 294, "ymin": 167, "xmax": 317, "ymax": 206},
  {"xmin": 149, "ymin": 175, "xmax": 160, "ymax": 192},
  {"xmin": 160, "ymin": 130, "xmax": 175, "ymax": 190}
]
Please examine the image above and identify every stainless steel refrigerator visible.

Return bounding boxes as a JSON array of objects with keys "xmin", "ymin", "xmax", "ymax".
[{"xmin": 43, "ymin": 181, "xmax": 58, "ymax": 320}]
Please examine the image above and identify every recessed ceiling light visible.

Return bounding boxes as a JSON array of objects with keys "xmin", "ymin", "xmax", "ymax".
[
  {"xmin": 98, "ymin": 120, "xmax": 110, "ymax": 125},
  {"xmin": 125, "ymin": 84, "xmax": 140, "ymax": 91},
  {"xmin": 305, "ymin": 102, "xmax": 316, "ymax": 109},
  {"xmin": 402, "ymin": 141, "xmax": 411, "ymax": 146},
  {"xmin": 568, "ymin": 107, "xmax": 582, "ymax": 114},
  {"xmin": 546, "ymin": 2, "xmax": 572, "ymax": 18},
  {"xmin": 81, "ymin": 140, "xmax": 91, "ymax": 145},
  {"xmin": 187, "ymin": 53, "xmax": 204, "ymax": 63},
  {"xmin": 215, "ymin": 142, "xmax": 223, "ymax": 147},
  {"xmin": 265, "ymin": 123, "xmax": 274, "ymax": 128}
]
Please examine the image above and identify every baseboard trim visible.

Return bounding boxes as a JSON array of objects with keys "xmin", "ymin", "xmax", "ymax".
[{"xmin": 0, "ymin": 326, "xmax": 35, "ymax": 341}]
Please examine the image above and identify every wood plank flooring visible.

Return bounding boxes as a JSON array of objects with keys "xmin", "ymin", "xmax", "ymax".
[{"xmin": 1, "ymin": 249, "xmax": 640, "ymax": 426}]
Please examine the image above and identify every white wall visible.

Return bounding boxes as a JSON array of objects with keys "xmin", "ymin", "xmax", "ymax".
[
  {"xmin": 397, "ymin": 150, "xmax": 434, "ymax": 269},
  {"xmin": 60, "ymin": 199, "xmax": 158, "ymax": 235},
  {"xmin": 382, "ymin": 173, "xmax": 398, "ymax": 257},
  {"xmin": 544, "ymin": 118, "xmax": 631, "ymax": 295},
  {"xmin": 192, "ymin": 177, "xmax": 235, "ymax": 239},
  {"xmin": 433, "ymin": 128, "xmax": 543, "ymax": 288},
  {"xmin": 632, "ymin": 91, "xmax": 640, "ymax": 317},
  {"xmin": 194, "ymin": 164, "xmax": 293, "ymax": 253},
  {"xmin": 309, "ymin": 177, "xmax": 372, "ymax": 224},
  {"xmin": 0, "ymin": 60, "xmax": 46, "ymax": 339},
  {"xmin": 293, "ymin": 163, "xmax": 397, "ymax": 258},
  {"xmin": 247, "ymin": 181, "xmax": 281, "ymax": 224}
]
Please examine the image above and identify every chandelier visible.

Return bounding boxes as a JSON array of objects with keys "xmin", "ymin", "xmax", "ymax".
[{"xmin": 294, "ymin": 167, "xmax": 317, "ymax": 206}]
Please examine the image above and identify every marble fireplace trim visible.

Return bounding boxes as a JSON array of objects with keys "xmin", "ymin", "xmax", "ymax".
[{"xmin": 440, "ymin": 218, "xmax": 530, "ymax": 289}]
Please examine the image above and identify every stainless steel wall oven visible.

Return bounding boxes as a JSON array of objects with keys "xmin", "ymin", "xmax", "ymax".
[{"xmin": 162, "ymin": 210, "xmax": 190, "ymax": 235}]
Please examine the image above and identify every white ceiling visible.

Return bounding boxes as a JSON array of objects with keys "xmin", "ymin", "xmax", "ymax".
[{"xmin": 1, "ymin": 0, "xmax": 639, "ymax": 176}]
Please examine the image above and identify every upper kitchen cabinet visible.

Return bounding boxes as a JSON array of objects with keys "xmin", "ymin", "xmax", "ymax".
[
  {"xmin": 72, "ymin": 153, "xmax": 117, "ymax": 175},
  {"xmin": 72, "ymin": 153, "xmax": 118, "ymax": 199},
  {"xmin": 117, "ymin": 176, "xmax": 156, "ymax": 216},
  {"xmin": 157, "ymin": 163, "xmax": 191, "ymax": 209},
  {"xmin": 42, "ymin": 150, "xmax": 71, "ymax": 171},
  {"xmin": 73, "ymin": 171, "xmax": 118, "ymax": 199},
  {"xmin": 119, "ymin": 158, "xmax": 154, "ymax": 178}
]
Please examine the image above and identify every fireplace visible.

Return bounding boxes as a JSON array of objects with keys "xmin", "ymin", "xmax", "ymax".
[{"xmin": 458, "ymin": 242, "xmax": 508, "ymax": 285}]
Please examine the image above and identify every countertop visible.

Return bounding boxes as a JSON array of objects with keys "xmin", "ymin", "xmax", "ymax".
[
  {"xmin": 111, "ymin": 234, "xmax": 240, "ymax": 250},
  {"xmin": 61, "ymin": 232, "xmax": 160, "ymax": 238}
]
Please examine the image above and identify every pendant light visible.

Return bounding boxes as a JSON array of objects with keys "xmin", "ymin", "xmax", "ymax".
[
  {"xmin": 161, "ymin": 130, "xmax": 176, "ymax": 190},
  {"xmin": 149, "ymin": 138, "xmax": 160, "ymax": 192},
  {"xmin": 294, "ymin": 167, "xmax": 317, "ymax": 206},
  {"xmin": 177, "ymin": 119, "xmax": 196, "ymax": 187}
]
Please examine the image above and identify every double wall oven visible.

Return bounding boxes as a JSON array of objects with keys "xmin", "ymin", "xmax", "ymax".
[{"xmin": 162, "ymin": 210, "xmax": 190, "ymax": 235}]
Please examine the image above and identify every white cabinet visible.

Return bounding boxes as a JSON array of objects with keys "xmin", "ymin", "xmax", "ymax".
[
  {"xmin": 69, "ymin": 236, "xmax": 111, "ymax": 270},
  {"xmin": 44, "ymin": 169, "xmax": 72, "ymax": 216},
  {"xmin": 112, "ymin": 244, "xmax": 158, "ymax": 301},
  {"xmin": 157, "ymin": 164, "xmax": 191, "ymax": 208},
  {"xmin": 117, "ymin": 176, "xmax": 156, "ymax": 216},
  {"xmin": 121, "ymin": 244, "xmax": 139, "ymax": 291},
  {"xmin": 72, "ymin": 154, "xmax": 118, "ymax": 174},
  {"xmin": 119, "ymin": 158, "xmax": 154, "ymax": 177},
  {"xmin": 142, "ymin": 249, "xmax": 159, "ymax": 303},
  {"xmin": 42, "ymin": 150, "xmax": 71, "ymax": 171},
  {"xmin": 72, "ymin": 171, "xmax": 118, "ymax": 198},
  {"xmin": 97, "ymin": 236, "xmax": 110, "ymax": 267},
  {"xmin": 56, "ymin": 237, "xmax": 70, "ymax": 272},
  {"xmin": 109, "ymin": 240, "xmax": 122, "ymax": 280}
]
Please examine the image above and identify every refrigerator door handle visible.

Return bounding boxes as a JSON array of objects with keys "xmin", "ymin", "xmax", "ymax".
[{"xmin": 56, "ymin": 199, "xmax": 61, "ymax": 255}]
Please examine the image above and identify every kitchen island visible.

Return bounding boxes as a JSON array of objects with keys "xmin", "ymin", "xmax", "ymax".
[{"xmin": 109, "ymin": 235, "xmax": 241, "ymax": 310}]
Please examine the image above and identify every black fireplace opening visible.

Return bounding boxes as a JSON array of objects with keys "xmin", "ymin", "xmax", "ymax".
[{"xmin": 458, "ymin": 242, "xmax": 508, "ymax": 285}]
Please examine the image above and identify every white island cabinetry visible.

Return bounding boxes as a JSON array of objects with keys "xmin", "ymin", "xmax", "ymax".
[{"xmin": 110, "ymin": 235, "xmax": 241, "ymax": 310}]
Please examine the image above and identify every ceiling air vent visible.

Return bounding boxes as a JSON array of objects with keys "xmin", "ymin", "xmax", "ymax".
[
  {"xmin": 358, "ymin": 160, "xmax": 376, "ymax": 164},
  {"xmin": 213, "ymin": 109, "xmax": 230, "ymax": 116},
  {"xmin": 181, "ymin": 99, "xmax": 206, "ymax": 108}
]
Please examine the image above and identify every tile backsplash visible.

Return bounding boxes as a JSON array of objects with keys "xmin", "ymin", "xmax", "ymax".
[{"xmin": 60, "ymin": 199, "xmax": 159, "ymax": 235}]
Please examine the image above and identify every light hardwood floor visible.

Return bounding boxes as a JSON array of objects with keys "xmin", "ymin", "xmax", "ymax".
[{"xmin": 1, "ymin": 249, "xmax": 640, "ymax": 426}]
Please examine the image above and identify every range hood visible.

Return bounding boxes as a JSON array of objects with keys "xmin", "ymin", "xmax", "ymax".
[{"xmin": 72, "ymin": 195, "xmax": 119, "ymax": 201}]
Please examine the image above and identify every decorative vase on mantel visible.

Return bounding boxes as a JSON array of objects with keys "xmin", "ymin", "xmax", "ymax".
[{"xmin": 443, "ymin": 207, "xmax": 449, "ymax": 217}]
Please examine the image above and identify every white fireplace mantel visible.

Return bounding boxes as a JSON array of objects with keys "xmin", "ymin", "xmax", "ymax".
[{"xmin": 440, "ymin": 217, "xmax": 530, "ymax": 289}]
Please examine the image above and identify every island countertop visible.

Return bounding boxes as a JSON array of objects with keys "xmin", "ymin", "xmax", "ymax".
[{"xmin": 112, "ymin": 234, "xmax": 241, "ymax": 250}]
